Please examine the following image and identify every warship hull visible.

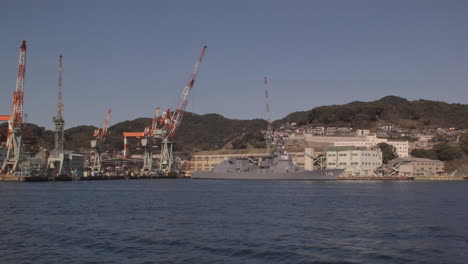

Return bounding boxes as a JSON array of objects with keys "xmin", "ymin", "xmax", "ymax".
[{"xmin": 191, "ymin": 169, "xmax": 344, "ymax": 180}]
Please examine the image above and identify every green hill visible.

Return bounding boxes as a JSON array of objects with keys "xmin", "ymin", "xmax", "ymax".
[
  {"xmin": 274, "ymin": 96, "xmax": 468, "ymax": 129},
  {"xmin": 0, "ymin": 113, "xmax": 267, "ymax": 154},
  {"xmin": 1, "ymin": 96, "xmax": 467, "ymax": 154}
]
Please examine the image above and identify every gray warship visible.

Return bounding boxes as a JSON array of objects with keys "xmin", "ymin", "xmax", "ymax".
[{"xmin": 191, "ymin": 152, "xmax": 344, "ymax": 180}]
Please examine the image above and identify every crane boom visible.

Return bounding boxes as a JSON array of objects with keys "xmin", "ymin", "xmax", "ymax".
[
  {"xmin": 168, "ymin": 45, "xmax": 207, "ymax": 138},
  {"xmin": 53, "ymin": 54, "xmax": 65, "ymax": 154},
  {"xmin": 2, "ymin": 40, "xmax": 27, "ymax": 174},
  {"xmin": 94, "ymin": 109, "xmax": 112, "ymax": 141},
  {"xmin": 91, "ymin": 109, "xmax": 112, "ymax": 174},
  {"xmin": 10, "ymin": 40, "xmax": 27, "ymax": 130},
  {"xmin": 148, "ymin": 107, "xmax": 160, "ymax": 135},
  {"xmin": 57, "ymin": 54, "xmax": 63, "ymax": 115}
]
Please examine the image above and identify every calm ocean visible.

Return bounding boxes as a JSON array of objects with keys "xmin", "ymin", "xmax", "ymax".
[{"xmin": 1, "ymin": 180, "xmax": 467, "ymax": 264}]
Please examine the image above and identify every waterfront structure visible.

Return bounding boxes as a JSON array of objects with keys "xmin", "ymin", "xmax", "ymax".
[
  {"xmin": 325, "ymin": 146, "xmax": 383, "ymax": 176},
  {"xmin": 69, "ymin": 154, "xmax": 85, "ymax": 176},
  {"xmin": 388, "ymin": 157, "xmax": 444, "ymax": 177},
  {"xmin": 0, "ymin": 149, "xmax": 6, "ymax": 167}
]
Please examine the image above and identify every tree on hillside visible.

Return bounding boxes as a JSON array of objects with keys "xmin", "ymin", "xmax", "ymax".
[
  {"xmin": 377, "ymin": 142, "xmax": 398, "ymax": 164},
  {"xmin": 411, "ymin": 149, "xmax": 438, "ymax": 160},
  {"xmin": 432, "ymin": 142, "xmax": 463, "ymax": 161},
  {"xmin": 460, "ymin": 133, "xmax": 468, "ymax": 155}
]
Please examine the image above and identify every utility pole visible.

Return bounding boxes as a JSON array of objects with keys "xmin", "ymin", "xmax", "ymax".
[{"xmin": 264, "ymin": 76, "xmax": 273, "ymax": 153}]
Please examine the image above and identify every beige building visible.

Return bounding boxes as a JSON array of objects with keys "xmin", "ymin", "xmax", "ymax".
[
  {"xmin": 389, "ymin": 157, "xmax": 444, "ymax": 176},
  {"xmin": 325, "ymin": 146, "xmax": 383, "ymax": 176},
  {"xmin": 305, "ymin": 133, "xmax": 409, "ymax": 157},
  {"xmin": 189, "ymin": 149, "xmax": 269, "ymax": 172}
]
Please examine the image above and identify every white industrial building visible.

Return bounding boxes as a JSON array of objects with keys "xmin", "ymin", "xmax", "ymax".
[
  {"xmin": 305, "ymin": 131, "xmax": 409, "ymax": 157},
  {"xmin": 325, "ymin": 146, "xmax": 383, "ymax": 176}
]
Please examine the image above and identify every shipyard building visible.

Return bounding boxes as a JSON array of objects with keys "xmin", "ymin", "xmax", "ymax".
[
  {"xmin": 304, "ymin": 130, "xmax": 409, "ymax": 157},
  {"xmin": 188, "ymin": 146, "xmax": 384, "ymax": 177},
  {"xmin": 189, "ymin": 150, "xmax": 269, "ymax": 172},
  {"xmin": 325, "ymin": 146, "xmax": 383, "ymax": 176},
  {"xmin": 388, "ymin": 157, "xmax": 444, "ymax": 177}
]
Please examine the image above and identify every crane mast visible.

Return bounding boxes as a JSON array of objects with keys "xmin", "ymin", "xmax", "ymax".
[
  {"xmin": 2, "ymin": 40, "xmax": 27, "ymax": 174},
  {"xmin": 91, "ymin": 109, "xmax": 112, "ymax": 175},
  {"xmin": 158, "ymin": 46, "xmax": 207, "ymax": 173},
  {"xmin": 264, "ymin": 76, "xmax": 273, "ymax": 152},
  {"xmin": 141, "ymin": 107, "xmax": 160, "ymax": 174},
  {"xmin": 53, "ymin": 54, "xmax": 65, "ymax": 154},
  {"xmin": 47, "ymin": 54, "xmax": 70, "ymax": 177}
]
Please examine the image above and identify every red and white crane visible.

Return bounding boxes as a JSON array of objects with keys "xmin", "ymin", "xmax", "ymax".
[
  {"xmin": 91, "ymin": 109, "xmax": 112, "ymax": 174},
  {"xmin": 141, "ymin": 106, "xmax": 160, "ymax": 174},
  {"xmin": 157, "ymin": 45, "xmax": 207, "ymax": 173},
  {"xmin": 122, "ymin": 107, "xmax": 160, "ymax": 175},
  {"xmin": 167, "ymin": 45, "xmax": 207, "ymax": 138},
  {"xmin": 120, "ymin": 46, "xmax": 207, "ymax": 175},
  {"xmin": 2, "ymin": 40, "xmax": 27, "ymax": 174}
]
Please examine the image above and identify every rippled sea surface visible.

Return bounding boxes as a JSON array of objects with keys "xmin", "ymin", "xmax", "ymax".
[{"xmin": 1, "ymin": 180, "xmax": 468, "ymax": 264}]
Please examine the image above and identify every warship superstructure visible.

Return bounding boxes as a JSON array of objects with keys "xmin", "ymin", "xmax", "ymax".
[{"xmin": 191, "ymin": 152, "xmax": 344, "ymax": 180}]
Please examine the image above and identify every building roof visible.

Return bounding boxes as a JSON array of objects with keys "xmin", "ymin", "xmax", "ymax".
[
  {"xmin": 325, "ymin": 146, "xmax": 355, "ymax": 152},
  {"xmin": 194, "ymin": 148, "xmax": 269, "ymax": 155},
  {"xmin": 325, "ymin": 145, "xmax": 376, "ymax": 152},
  {"xmin": 390, "ymin": 157, "xmax": 443, "ymax": 163}
]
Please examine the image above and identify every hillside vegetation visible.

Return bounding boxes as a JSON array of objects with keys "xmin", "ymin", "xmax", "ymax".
[
  {"xmin": 0, "ymin": 112, "xmax": 267, "ymax": 154},
  {"xmin": 1, "ymin": 96, "xmax": 467, "ymax": 154},
  {"xmin": 274, "ymin": 96, "xmax": 468, "ymax": 129}
]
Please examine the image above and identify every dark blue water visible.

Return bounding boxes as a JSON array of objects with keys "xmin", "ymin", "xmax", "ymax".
[{"xmin": 1, "ymin": 180, "xmax": 467, "ymax": 264}]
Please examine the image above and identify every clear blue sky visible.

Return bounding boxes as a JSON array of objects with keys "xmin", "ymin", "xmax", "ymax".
[{"xmin": 1, "ymin": 0, "xmax": 467, "ymax": 129}]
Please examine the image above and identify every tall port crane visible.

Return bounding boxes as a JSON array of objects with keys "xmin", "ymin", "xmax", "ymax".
[
  {"xmin": 122, "ymin": 107, "xmax": 160, "ymax": 175},
  {"xmin": 141, "ymin": 107, "xmax": 160, "ymax": 174},
  {"xmin": 91, "ymin": 109, "xmax": 112, "ymax": 175},
  {"xmin": 47, "ymin": 54, "xmax": 69, "ymax": 176},
  {"xmin": 157, "ymin": 45, "xmax": 207, "ymax": 173},
  {"xmin": 264, "ymin": 76, "xmax": 273, "ymax": 152},
  {"xmin": 2, "ymin": 40, "xmax": 27, "ymax": 174},
  {"xmin": 54, "ymin": 54, "xmax": 65, "ymax": 154}
]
